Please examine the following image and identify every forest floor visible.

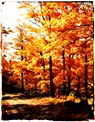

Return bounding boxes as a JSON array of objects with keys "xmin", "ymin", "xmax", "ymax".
[{"xmin": 2, "ymin": 93, "xmax": 94, "ymax": 121}]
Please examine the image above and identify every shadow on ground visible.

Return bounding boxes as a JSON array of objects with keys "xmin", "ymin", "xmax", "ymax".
[
  {"xmin": 2, "ymin": 99, "xmax": 94, "ymax": 121},
  {"xmin": 2, "ymin": 94, "xmax": 33, "ymax": 100}
]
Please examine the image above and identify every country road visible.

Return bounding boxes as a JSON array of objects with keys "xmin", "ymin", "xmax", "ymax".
[{"xmin": 2, "ymin": 93, "xmax": 94, "ymax": 121}]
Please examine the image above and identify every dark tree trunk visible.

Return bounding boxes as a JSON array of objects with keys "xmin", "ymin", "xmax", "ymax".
[
  {"xmin": 49, "ymin": 56, "xmax": 54, "ymax": 97},
  {"xmin": 85, "ymin": 54, "xmax": 88, "ymax": 99},
  {"xmin": 40, "ymin": 52, "xmax": 46, "ymax": 80},
  {"xmin": 21, "ymin": 40, "xmax": 24, "ymax": 93},
  {"xmin": 62, "ymin": 48, "xmax": 65, "ymax": 80},
  {"xmin": 21, "ymin": 72, "xmax": 24, "ymax": 93},
  {"xmin": 67, "ymin": 54, "xmax": 71, "ymax": 95},
  {"xmin": 67, "ymin": 78, "xmax": 71, "ymax": 95},
  {"xmin": 62, "ymin": 48, "xmax": 67, "ymax": 95}
]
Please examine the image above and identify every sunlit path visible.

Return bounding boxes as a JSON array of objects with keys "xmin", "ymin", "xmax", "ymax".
[{"xmin": 2, "ymin": 93, "xmax": 93, "ymax": 120}]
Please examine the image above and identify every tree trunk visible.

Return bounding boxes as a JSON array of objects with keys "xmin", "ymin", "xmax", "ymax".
[
  {"xmin": 40, "ymin": 52, "xmax": 46, "ymax": 80},
  {"xmin": 21, "ymin": 40, "xmax": 24, "ymax": 93},
  {"xmin": 62, "ymin": 48, "xmax": 66, "ymax": 80},
  {"xmin": 62, "ymin": 48, "xmax": 67, "ymax": 95},
  {"xmin": 85, "ymin": 54, "xmax": 88, "ymax": 99},
  {"xmin": 67, "ymin": 78, "xmax": 71, "ymax": 95},
  {"xmin": 67, "ymin": 54, "xmax": 71, "ymax": 95},
  {"xmin": 21, "ymin": 72, "xmax": 24, "ymax": 93},
  {"xmin": 49, "ymin": 56, "xmax": 54, "ymax": 97}
]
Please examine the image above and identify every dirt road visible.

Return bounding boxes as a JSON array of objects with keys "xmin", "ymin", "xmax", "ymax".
[{"xmin": 2, "ymin": 93, "xmax": 94, "ymax": 121}]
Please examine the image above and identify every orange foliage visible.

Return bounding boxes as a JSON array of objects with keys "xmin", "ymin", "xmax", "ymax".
[{"xmin": 2, "ymin": 2, "xmax": 94, "ymax": 94}]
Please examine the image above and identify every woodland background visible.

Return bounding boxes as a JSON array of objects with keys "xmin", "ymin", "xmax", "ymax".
[{"xmin": 1, "ymin": 1, "xmax": 94, "ymax": 120}]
